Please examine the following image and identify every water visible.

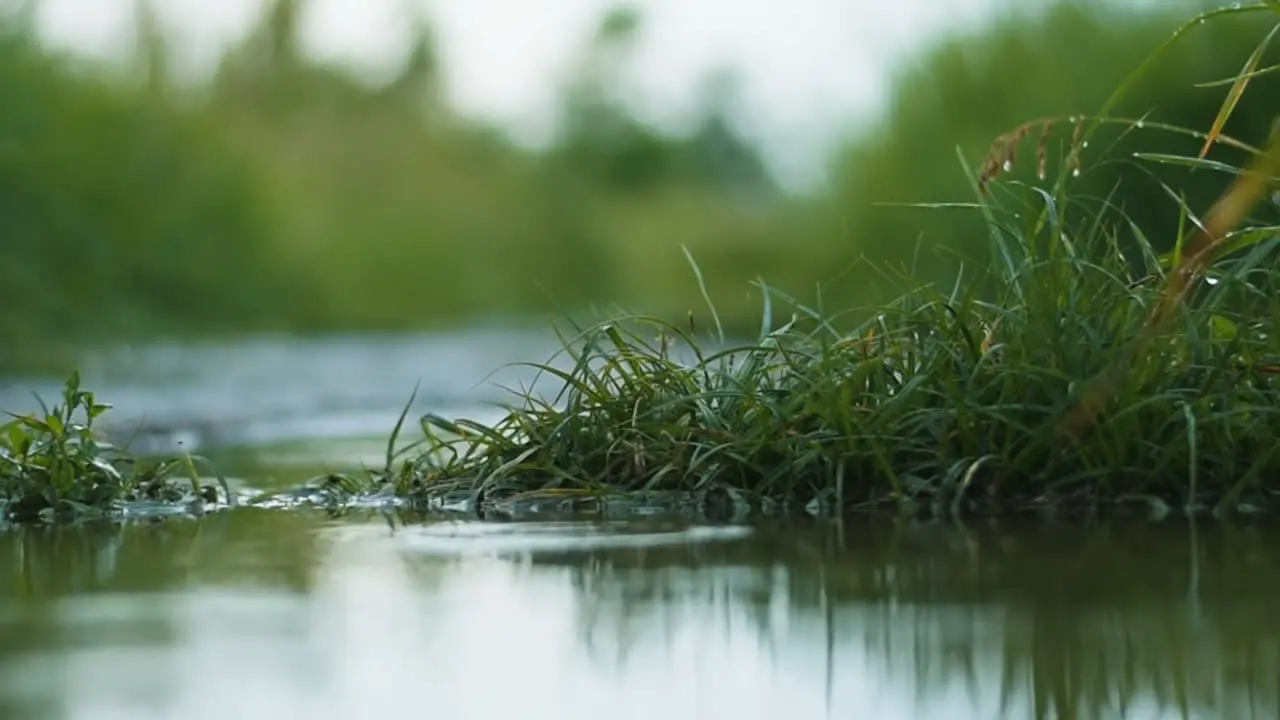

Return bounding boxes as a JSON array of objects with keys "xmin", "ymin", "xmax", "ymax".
[
  {"xmin": 2, "ymin": 331, "xmax": 1280, "ymax": 719},
  {"xmin": 1, "ymin": 512, "xmax": 1277, "ymax": 720},
  {"xmin": 0, "ymin": 329, "xmax": 572, "ymax": 463}
]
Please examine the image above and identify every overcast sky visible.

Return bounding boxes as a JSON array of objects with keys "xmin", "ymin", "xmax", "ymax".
[{"xmin": 24, "ymin": 0, "xmax": 1010, "ymax": 188}]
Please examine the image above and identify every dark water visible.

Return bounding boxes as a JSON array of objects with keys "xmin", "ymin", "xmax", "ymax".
[{"xmin": 2, "ymin": 332, "xmax": 1279, "ymax": 719}]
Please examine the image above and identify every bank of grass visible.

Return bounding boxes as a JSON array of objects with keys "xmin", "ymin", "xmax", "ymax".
[
  {"xmin": 0, "ymin": 373, "xmax": 231, "ymax": 523},
  {"xmin": 385, "ymin": 4, "xmax": 1280, "ymax": 519},
  {"xmin": 6, "ymin": 4, "xmax": 1280, "ymax": 524}
]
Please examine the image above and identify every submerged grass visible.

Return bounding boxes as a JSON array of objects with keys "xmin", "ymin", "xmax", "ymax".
[
  {"xmin": 389, "ymin": 4, "xmax": 1280, "ymax": 519},
  {"xmin": 0, "ymin": 372, "xmax": 232, "ymax": 523}
]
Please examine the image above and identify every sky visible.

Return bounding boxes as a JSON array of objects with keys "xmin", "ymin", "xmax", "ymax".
[{"xmin": 21, "ymin": 0, "xmax": 1012, "ymax": 188}]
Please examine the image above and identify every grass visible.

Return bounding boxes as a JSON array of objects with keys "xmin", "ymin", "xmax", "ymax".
[
  {"xmin": 5, "ymin": 4, "xmax": 1280, "ymax": 525},
  {"xmin": 0, "ymin": 372, "xmax": 232, "ymax": 523},
  {"xmin": 379, "ymin": 3, "xmax": 1280, "ymax": 520}
]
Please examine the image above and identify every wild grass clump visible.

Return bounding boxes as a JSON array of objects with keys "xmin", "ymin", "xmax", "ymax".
[
  {"xmin": 399, "ymin": 239, "xmax": 1280, "ymax": 518},
  {"xmin": 0, "ymin": 372, "xmax": 231, "ymax": 523},
  {"xmin": 395, "ymin": 3, "xmax": 1280, "ymax": 519}
]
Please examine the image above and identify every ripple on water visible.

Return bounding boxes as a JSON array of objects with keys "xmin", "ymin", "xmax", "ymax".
[{"xmin": 396, "ymin": 520, "xmax": 754, "ymax": 557}]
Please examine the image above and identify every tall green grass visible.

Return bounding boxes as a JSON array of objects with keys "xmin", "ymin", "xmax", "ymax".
[
  {"xmin": 391, "ymin": 3, "xmax": 1280, "ymax": 519},
  {"xmin": 815, "ymin": 0, "xmax": 1280, "ymax": 314}
]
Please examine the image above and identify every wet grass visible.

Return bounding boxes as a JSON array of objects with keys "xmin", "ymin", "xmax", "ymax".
[
  {"xmin": 393, "ymin": 247, "xmax": 1280, "ymax": 520},
  {"xmin": 0, "ymin": 372, "xmax": 231, "ymax": 523},
  {"xmin": 385, "ymin": 4, "xmax": 1280, "ymax": 520},
  {"xmin": 6, "ymin": 5, "xmax": 1280, "ymax": 525}
]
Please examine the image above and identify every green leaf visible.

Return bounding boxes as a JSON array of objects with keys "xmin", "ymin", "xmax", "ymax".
[
  {"xmin": 87, "ymin": 457, "xmax": 123, "ymax": 483},
  {"xmin": 1199, "ymin": 22, "xmax": 1280, "ymax": 158},
  {"xmin": 1133, "ymin": 153, "xmax": 1246, "ymax": 176},
  {"xmin": 1193, "ymin": 62, "xmax": 1280, "ymax": 87},
  {"xmin": 1209, "ymin": 314, "xmax": 1239, "ymax": 342},
  {"xmin": 1211, "ymin": 228, "xmax": 1278, "ymax": 258}
]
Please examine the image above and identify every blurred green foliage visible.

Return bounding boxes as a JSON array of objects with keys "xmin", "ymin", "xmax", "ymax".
[
  {"xmin": 817, "ymin": 0, "xmax": 1280, "ymax": 305},
  {"xmin": 1, "ymin": 0, "xmax": 1277, "ymax": 371},
  {"xmin": 0, "ymin": 24, "xmax": 289, "ymax": 368}
]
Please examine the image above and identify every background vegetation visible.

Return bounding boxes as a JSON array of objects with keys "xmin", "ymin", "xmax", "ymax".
[{"xmin": 1, "ymin": 0, "xmax": 1277, "ymax": 371}]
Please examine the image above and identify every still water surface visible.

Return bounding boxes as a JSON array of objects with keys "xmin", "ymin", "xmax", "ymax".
[
  {"xmin": 2, "ymin": 332, "xmax": 1278, "ymax": 719},
  {"xmin": 2, "ymin": 513, "xmax": 1278, "ymax": 720},
  {"xmin": 0, "ymin": 330, "xmax": 571, "ymax": 462}
]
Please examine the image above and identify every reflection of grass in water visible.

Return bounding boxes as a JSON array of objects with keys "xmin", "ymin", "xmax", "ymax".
[
  {"xmin": 851, "ymin": 521, "xmax": 1280, "ymax": 719},
  {"xmin": 536, "ymin": 519, "xmax": 1280, "ymax": 719},
  {"xmin": 0, "ymin": 507, "xmax": 329, "ymax": 599}
]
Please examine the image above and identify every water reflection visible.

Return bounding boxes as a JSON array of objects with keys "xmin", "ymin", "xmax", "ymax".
[{"xmin": 0, "ymin": 512, "xmax": 1276, "ymax": 719}]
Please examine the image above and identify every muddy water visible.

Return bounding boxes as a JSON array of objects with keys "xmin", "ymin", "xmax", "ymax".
[{"xmin": 2, "ymin": 332, "xmax": 1279, "ymax": 719}]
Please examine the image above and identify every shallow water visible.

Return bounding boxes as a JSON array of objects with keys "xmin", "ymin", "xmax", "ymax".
[
  {"xmin": 3, "ymin": 331, "xmax": 1280, "ymax": 719},
  {"xmin": 0, "ymin": 329, "xmax": 570, "ymax": 463},
  {"xmin": 1, "ymin": 512, "xmax": 1277, "ymax": 720}
]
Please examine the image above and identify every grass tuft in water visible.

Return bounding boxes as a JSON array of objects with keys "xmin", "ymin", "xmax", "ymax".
[
  {"xmin": 395, "ymin": 5, "xmax": 1280, "ymax": 519},
  {"xmin": 0, "ymin": 372, "xmax": 232, "ymax": 523},
  {"xmin": 398, "ymin": 242, "xmax": 1279, "ymax": 518}
]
